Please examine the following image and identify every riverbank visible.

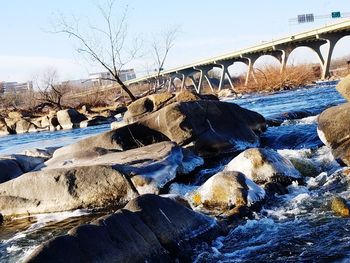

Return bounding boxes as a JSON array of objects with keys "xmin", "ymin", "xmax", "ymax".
[{"xmin": 1, "ymin": 77, "xmax": 350, "ymax": 262}]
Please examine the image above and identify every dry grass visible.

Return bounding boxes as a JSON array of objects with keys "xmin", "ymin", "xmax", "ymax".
[{"xmin": 234, "ymin": 64, "xmax": 318, "ymax": 94}]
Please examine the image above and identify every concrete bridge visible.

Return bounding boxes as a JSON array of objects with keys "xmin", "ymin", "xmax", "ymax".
[{"xmin": 126, "ymin": 19, "xmax": 350, "ymax": 93}]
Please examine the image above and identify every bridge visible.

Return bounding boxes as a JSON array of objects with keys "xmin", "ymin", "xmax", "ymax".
[{"xmin": 126, "ymin": 19, "xmax": 350, "ymax": 93}]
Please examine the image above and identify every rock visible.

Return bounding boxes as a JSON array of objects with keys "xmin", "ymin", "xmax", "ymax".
[
  {"xmin": 8, "ymin": 154, "xmax": 47, "ymax": 172},
  {"xmin": 80, "ymin": 116, "xmax": 110, "ymax": 128},
  {"xmin": 289, "ymin": 157, "xmax": 319, "ymax": 177},
  {"xmin": 225, "ymin": 148, "xmax": 302, "ymax": 186},
  {"xmin": 124, "ymin": 91, "xmax": 218, "ymax": 123},
  {"xmin": 0, "ymin": 165, "xmax": 139, "ymax": 216},
  {"xmin": 110, "ymin": 120, "xmax": 126, "ymax": 130},
  {"xmin": 41, "ymin": 115, "xmax": 60, "ymax": 131},
  {"xmin": 124, "ymin": 194, "xmax": 222, "ymax": 256},
  {"xmin": 57, "ymin": 109, "xmax": 87, "ymax": 129},
  {"xmin": 15, "ymin": 118, "xmax": 38, "ymax": 134},
  {"xmin": 217, "ymin": 89, "xmax": 235, "ymax": 98},
  {"xmin": 81, "ymin": 105, "xmax": 90, "ymax": 114},
  {"xmin": 335, "ymin": 74, "xmax": 350, "ymax": 101},
  {"xmin": 318, "ymin": 103, "xmax": 350, "ymax": 166},
  {"xmin": 138, "ymin": 100, "xmax": 266, "ymax": 157},
  {"xmin": 0, "ymin": 118, "xmax": 12, "ymax": 136},
  {"xmin": 0, "ymin": 213, "xmax": 3, "ymax": 224},
  {"xmin": 42, "ymin": 142, "xmax": 203, "ymax": 195},
  {"xmin": 124, "ymin": 92, "xmax": 175, "ymax": 123},
  {"xmin": 0, "ymin": 158, "xmax": 23, "ymax": 184},
  {"xmin": 189, "ymin": 171, "xmax": 265, "ymax": 217},
  {"xmin": 53, "ymin": 100, "xmax": 265, "ymax": 158},
  {"xmin": 331, "ymin": 196, "xmax": 350, "ymax": 217},
  {"xmin": 8, "ymin": 111, "xmax": 22, "ymax": 119},
  {"xmin": 52, "ymin": 122, "xmax": 169, "ymax": 157},
  {"xmin": 22, "ymin": 148, "xmax": 58, "ymax": 159},
  {"xmin": 24, "ymin": 195, "xmax": 222, "ymax": 262}
]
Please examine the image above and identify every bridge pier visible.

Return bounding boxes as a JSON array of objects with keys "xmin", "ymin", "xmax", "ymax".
[
  {"xmin": 214, "ymin": 60, "xmax": 235, "ymax": 91},
  {"xmin": 319, "ymin": 32, "xmax": 349, "ymax": 79},
  {"xmin": 193, "ymin": 65, "xmax": 215, "ymax": 93},
  {"xmin": 241, "ymin": 54, "xmax": 259, "ymax": 86}
]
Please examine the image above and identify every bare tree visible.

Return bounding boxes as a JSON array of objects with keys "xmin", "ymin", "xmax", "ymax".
[
  {"xmin": 151, "ymin": 27, "xmax": 178, "ymax": 91},
  {"xmin": 53, "ymin": 0, "xmax": 141, "ymax": 101},
  {"xmin": 35, "ymin": 69, "xmax": 69, "ymax": 110}
]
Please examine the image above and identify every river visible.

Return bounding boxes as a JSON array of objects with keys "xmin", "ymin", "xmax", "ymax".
[{"xmin": 0, "ymin": 83, "xmax": 349, "ymax": 262}]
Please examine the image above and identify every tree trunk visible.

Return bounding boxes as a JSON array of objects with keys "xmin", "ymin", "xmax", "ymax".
[{"xmin": 114, "ymin": 75, "xmax": 136, "ymax": 101}]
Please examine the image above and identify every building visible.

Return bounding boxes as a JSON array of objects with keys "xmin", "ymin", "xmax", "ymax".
[
  {"xmin": 0, "ymin": 81, "xmax": 33, "ymax": 94},
  {"xmin": 88, "ymin": 69, "xmax": 136, "ymax": 86}
]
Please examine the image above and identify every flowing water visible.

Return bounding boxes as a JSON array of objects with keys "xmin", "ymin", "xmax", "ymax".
[{"xmin": 0, "ymin": 83, "xmax": 349, "ymax": 262}]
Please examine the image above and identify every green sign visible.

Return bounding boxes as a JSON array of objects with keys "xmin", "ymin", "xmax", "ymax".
[{"xmin": 332, "ymin": 11, "xmax": 341, "ymax": 18}]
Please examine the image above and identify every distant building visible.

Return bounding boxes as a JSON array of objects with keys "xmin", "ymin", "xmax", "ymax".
[
  {"xmin": 88, "ymin": 69, "xmax": 136, "ymax": 86},
  {"xmin": 62, "ymin": 69, "xmax": 136, "ymax": 88},
  {"xmin": 1, "ymin": 81, "xmax": 32, "ymax": 94}
]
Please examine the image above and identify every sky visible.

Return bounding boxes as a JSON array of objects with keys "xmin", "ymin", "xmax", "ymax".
[{"xmin": 1, "ymin": 0, "xmax": 350, "ymax": 82}]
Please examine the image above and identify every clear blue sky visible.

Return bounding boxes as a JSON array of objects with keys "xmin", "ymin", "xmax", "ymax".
[{"xmin": 1, "ymin": 0, "xmax": 350, "ymax": 82}]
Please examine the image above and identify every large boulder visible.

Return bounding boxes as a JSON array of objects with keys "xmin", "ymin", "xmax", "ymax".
[
  {"xmin": 53, "ymin": 100, "xmax": 265, "ymax": 157},
  {"xmin": 52, "ymin": 122, "xmax": 169, "ymax": 157},
  {"xmin": 318, "ymin": 102, "xmax": 350, "ymax": 166},
  {"xmin": 57, "ymin": 109, "xmax": 87, "ymax": 129},
  {"xmin": 0, "ymin": 165, "xmax": 139, "ymax": 216},
  {"xmin": 189, "ymin": 171, "xmax": 265, "ymax": 217},
  {"xmin": 43, "ymin": 142, "xmax": 203, "ymax": 195},
  {"xmin": 225, "ymin": 148, "xmax": 302, "ymax": 186},
  {"xmin": 336, "ymin": 74, "xmax": 350, "ymax": 101},
  {"xmin": 24, "ymin": 195, "xmax": 222, "ymax": 263},
  {"xmin": 124, "ymin": 90, "xmax": 218, "ymax": 123},
  {"xmin": 138, "ymin": 100, "xmax": 266, "ymax": 157}
]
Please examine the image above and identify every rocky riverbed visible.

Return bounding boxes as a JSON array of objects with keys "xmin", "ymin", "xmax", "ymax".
[{"xmin": 1, "ymin": 78, "xmax": 350, "ymax": 262}]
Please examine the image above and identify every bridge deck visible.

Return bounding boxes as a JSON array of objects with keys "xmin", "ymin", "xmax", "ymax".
[{"xmin": 126, "ymin": 19, "xmax": 350, "ymax": 85}]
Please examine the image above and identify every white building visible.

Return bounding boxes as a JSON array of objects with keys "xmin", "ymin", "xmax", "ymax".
[{"xmin": 1, "ymin": 81, "xmax": 33, "ymax": 94}]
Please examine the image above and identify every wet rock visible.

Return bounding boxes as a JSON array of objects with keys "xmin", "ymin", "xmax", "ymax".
[
  {"xmin": 289, "ymin": 157, "xmax": 319, "ymax": 178},
  {"xmin": 335, "ymin": 74, "xmax": 350, "ymax": 101},
  {"xmin": 24, "ymin": 195, "xmax": 222, "ymax": 263},
  {"xmin": 331, "ymin": 196, "xmax": 350, "ymax": 217},
  {"xmin": 139, "ymin": 100, "xmax": 266, "ymax": 157},
  {"xmin": 189, "ymin": 171, "xmax": 265, "ymax": 218},
  {"xmin": 79, "ymin": 116, "xmax": 110, "ymax": 128},
  {"xmin": 225, "ymin": 148, "xmax": 302, "ymax": 186},
  {"xmin": 43, "ymin": 142, "xmax": 203, "ymax": 195},
  {"xmin": 57, "ymin": 109, "xmax": 87, "ymax": 129},
  {"xmin": 317, "ymin": 102, "xmax": 350, "ymax": 166},
  {"xmin": 125, "ymin": 194, "xmax": 222, "ymax": 256},
  {"xmin": 0, "ymin": 158, "xmax": 23, "ymax": 184},
  {"xmin": 0, "ymin": 165, "xmax": 139, "ymax": 216}
]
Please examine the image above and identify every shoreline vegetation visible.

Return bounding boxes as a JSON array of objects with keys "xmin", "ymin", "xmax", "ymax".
[{"xmin": 0, "ymin": 59, "xmax": 349, "ymax": 136}]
